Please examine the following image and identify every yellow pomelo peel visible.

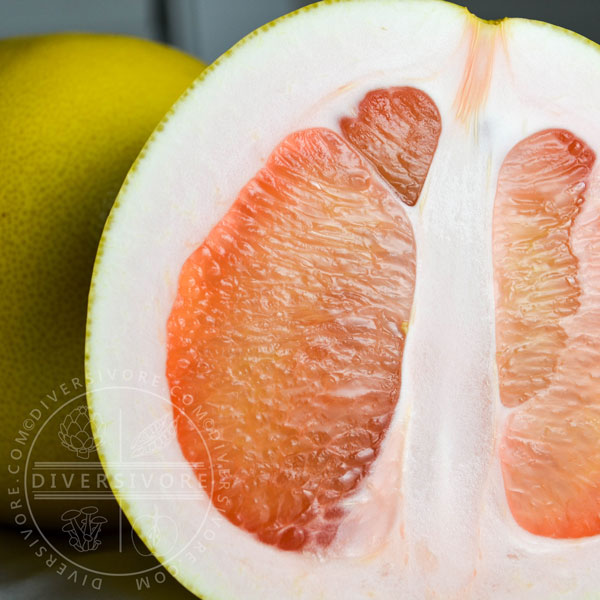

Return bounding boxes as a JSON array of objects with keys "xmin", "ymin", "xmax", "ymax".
[{"xmin": 0, "ymin": 33, "xmax": 204, "ymax": 525}]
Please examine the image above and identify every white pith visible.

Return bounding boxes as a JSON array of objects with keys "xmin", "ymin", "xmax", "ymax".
[{"xmin": 86, "ymin": 1, "xmax": 600, "ymax": 598}]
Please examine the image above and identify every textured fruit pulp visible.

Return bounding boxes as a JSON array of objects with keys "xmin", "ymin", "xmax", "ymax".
[
  {"xmin": 494, "ymin": 129, "xmax": 600, "ymax": 538},
  {"xmin": 166, "ymin": 88, "xmax": 440, "ymax": 551}
]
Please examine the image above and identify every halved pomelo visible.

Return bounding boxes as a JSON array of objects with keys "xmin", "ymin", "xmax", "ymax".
[{"xmin": 87, "ymin": 1, "xmax": 600, "ymax": 598}]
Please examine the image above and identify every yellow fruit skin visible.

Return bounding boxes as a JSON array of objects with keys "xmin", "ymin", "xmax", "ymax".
[{"xmin": 0, "ymin": 33, "xmax": 204, "ymax": 526}]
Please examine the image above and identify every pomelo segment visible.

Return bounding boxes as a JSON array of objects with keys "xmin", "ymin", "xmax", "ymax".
[
  {"xmin": 494, "ymin": 129, "xmax": 600, "ymax": 537},
  {"xmin": 493, "ymin": 129, "xmax": 593, "ymax": 408},
  {"xmin": 166, "ymin": 111, "xmax": 433, "ymax": 549},
  {"xmin": 340, "ymin": 87, "xmax": 441, "ymax": 205}
]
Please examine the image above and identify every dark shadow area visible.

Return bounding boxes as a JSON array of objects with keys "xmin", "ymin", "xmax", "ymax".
[
  {"xmin": 0, "ymin": 524, "xmax": 197, "ymax": 600},
  {"xmin": 456, "ymin": 0, "xmax": 600, "ymax": 43}
]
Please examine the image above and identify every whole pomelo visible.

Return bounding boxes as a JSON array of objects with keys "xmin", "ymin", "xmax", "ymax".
[{"xmin": 0, "ymin": 33, "xmax": 204, "ymax": 525}]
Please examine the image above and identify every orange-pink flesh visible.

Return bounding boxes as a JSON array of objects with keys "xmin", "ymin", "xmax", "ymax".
[
  {"xmin": 494, "ymin": 129, "xmax": 600, "ymax": 538},
  {"xmin": 341, "ymin": 87, "xmax": 441, "ymax": 206},
  {"xmin": 166, "ymin": 87, "xmax": 441, "ymax": 551}
]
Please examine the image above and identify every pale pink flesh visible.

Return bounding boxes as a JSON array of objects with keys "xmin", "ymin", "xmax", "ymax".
[{"xmin": 494, "ymin": 129, "xmax": 600, "ymax": 538}]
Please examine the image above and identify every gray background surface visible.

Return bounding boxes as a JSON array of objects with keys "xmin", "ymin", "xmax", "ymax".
[
  {"xmin": 0, "ymin": 0, "xmax": 598, "ymax": 63},
  {"xmin": 0, "ymin": 0, "xmax": 311, "ymax": 62},
  {"xmin": 1, "ymin": 0, "xmax": 598, "ymax": 599}
]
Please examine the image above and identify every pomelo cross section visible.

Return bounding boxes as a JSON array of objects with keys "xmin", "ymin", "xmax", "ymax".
[
  {"xmin": 167, "ymin": 88, "xmax": 440, "ymax": 551},
  {"xmin": 86, "ymin": 1, "xmax": 600, "ymax": 598}
]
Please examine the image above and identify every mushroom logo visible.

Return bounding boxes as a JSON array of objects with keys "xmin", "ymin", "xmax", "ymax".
[{"xmin": 61, "ymin": 506, "xmax": 107, "ymax": 552}]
